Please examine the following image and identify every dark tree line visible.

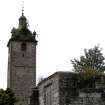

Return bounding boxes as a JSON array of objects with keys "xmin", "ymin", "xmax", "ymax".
[{"xmin": 0, "ymin": 88, "xmax": 17, "ymax": 105}]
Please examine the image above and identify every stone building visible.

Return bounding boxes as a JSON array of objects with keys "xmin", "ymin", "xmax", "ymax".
[
  {"xmin": 38, "ymin": 72, "xmax": 79, "ymax": 105},
  {"xmin": 7, "ymin": 11, "xmax": 37, "ymax": 105},
  {"xmin": 38, "ymin": 72, "xmax": 105, "ymax": 105},
  {"xmin": 7, "ymin": 10, "xmax": 105, "ymax": 105}
]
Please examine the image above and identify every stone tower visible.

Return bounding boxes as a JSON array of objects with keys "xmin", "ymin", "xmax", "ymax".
[{"xmin": 7, "ymin": 12, "xmax": 37, "ymax": 105}]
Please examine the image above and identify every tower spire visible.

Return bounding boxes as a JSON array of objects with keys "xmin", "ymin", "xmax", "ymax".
[
  {"xmin": 22, "ymin": 1, "xmax": 24, "ymax": 16},
  {"xmin": 18, "ymin": 1, "xmax": 28, "ymax": 29}
]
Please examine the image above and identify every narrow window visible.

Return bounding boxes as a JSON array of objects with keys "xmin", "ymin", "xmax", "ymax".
[
  {"xmin": 22, "ymin": 53, "xmax": 24, "ymax": 57},
  {"xmin": 21, "ymin": 43, "xmax": 27, "ymax": 51}
]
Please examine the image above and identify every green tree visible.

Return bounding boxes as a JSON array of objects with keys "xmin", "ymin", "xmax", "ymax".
[
  {"xmin": 0, "ymin": 88, "xmax": 17, "ymax": 105},
  {"xmin": 71, "ymin": 46, "xmax": 105, "ymax": 80}
]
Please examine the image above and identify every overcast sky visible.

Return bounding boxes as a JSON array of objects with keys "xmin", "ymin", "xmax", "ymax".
[{"xmin": 0, "ymin": 0, "xmax": 105, "ymax": 89}]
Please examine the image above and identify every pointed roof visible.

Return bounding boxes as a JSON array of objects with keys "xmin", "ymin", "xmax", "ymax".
[
  {"xmin": 18, "ymin": 8, "xmax": 27, "ymax": 29},
  {"xmin": 7, "ymin": 12, "xmax": 37, "ymax": 46}
]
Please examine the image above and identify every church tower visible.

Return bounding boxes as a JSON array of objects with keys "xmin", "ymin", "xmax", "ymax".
[{"xmin": 7, "ymin": 11, "xmax": 37, "ymax": 105}]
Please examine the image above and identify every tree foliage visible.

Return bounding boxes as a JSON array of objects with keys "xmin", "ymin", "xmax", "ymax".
[
  {"xmin": 0, "ymin": 88, "xmax": 17, "ymax": 105},
  {"xmin": 71, "ymin": 46, "xmax": 105, "ymax": 79}
]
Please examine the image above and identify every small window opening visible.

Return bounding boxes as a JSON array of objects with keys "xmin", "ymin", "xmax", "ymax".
[
  {"xmin": 21, "ymin": 43, "xmax": 27, "ymax": 51},
  {"xmin": 22, "ymin": 53, "xmax": 24, "ymax": 57}
]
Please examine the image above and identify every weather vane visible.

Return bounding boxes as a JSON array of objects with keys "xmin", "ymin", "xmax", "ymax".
[{"xmin": 22, "ymin": 1, "xmax": 24, "ymax": 16}]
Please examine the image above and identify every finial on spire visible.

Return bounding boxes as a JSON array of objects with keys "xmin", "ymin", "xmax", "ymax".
[{"xmin": 22, "ymin": 1, "xmax": 24, "ymax": 16}]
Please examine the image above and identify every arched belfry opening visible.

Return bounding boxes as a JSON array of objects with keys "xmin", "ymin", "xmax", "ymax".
[{"xmin": 21, "ymin": 43, "xmax": 27, "ymax": 51}]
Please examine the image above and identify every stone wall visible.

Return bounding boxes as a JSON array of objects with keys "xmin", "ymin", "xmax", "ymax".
[
  {"xmin": 7, "ymin": 41, "xmax": 36, "ymax": 105},
  {"xmin": 69, "ymin": 92, "xmax": 105, "ymax": 105},
  {"xmin": 59, "ymin": 72, "xmax": 78, "ymax": 105},
  {"xmin": 38, "ymin": 72, "xmax": 60, "ymax": 105},
  {"xmin": 38, "ymin": 72, "xmax": 105, "ymax": 105}
]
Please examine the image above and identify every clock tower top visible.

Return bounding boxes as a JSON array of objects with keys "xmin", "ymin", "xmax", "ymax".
[{"xmin": 7, "ymin": 10, "xmax": 37, "ymax": 46}]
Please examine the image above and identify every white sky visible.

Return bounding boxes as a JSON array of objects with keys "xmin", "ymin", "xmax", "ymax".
[{"xmin": 0, "ymin": 0, "xmax": 105, "ymax": 89}]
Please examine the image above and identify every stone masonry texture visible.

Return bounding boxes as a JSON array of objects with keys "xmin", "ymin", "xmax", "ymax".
[
  {"xmin": 38, "ymin": 72, "xmax": 105, "ymax": 105},
  {"xmin": 7, "ymin": 41, "xmax": 36, "ymax": 105}
]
